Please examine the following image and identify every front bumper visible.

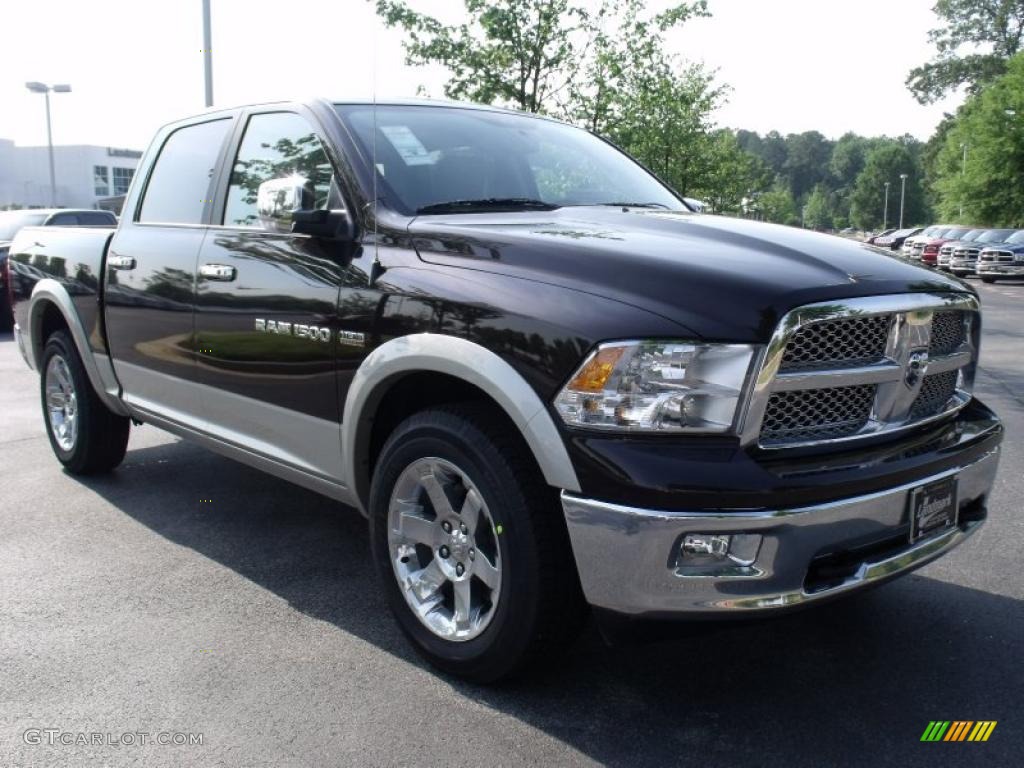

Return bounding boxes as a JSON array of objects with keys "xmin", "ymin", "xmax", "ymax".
[
  {"xmin": 978, "ymin": 263, "xmax": 1024, "ymax": 276},
  {"xmin": 562, "ymin": 446, "xmax": 999, "ymax": 617},
  {"xmin": 949, "ymin": 259, "xmax": 977, "ymax": 274}
]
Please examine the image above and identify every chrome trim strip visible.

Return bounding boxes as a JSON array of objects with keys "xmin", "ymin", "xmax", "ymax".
[
  {"xmin": 740, "ymin": 293, "xmax": 979, "ymax": 449},
  {"xmin": 771, "ymin": 361, "xmax": 903, "ymax": 391},
  {"xmin": 561, "ymin": 446, "xmax": 999, "ymax": 615}
]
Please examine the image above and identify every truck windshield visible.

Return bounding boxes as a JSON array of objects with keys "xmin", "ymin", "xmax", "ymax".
[
  {"xmin": 0, "ymin": 211, "xmax": 47, "ymax": 240},
  {"xmin": 335, "ymin": 104, "xmax": 685, "ymax": 215}
]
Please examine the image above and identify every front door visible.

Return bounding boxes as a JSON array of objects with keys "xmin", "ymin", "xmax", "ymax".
[{"xmin": 194, "ymin": 109, "xmax": 370, "ymax": 483}]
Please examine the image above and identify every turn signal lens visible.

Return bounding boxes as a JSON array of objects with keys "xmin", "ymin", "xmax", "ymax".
[{"xmin": 566, "ymin": 346, "xmax": 625, "ymax": 392}]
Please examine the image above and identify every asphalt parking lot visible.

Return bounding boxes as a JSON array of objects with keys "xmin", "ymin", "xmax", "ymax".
[{"xmin": 2, "ymin": 280, "xmax": 1022, "ymax": 768}]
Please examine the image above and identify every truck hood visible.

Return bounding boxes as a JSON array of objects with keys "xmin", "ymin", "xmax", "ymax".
[{"xmin": 408, "ymin": 208, "xmax": 968, "ymax": 341}]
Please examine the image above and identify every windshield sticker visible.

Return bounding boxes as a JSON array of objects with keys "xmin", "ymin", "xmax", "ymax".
[{"xmin": 380, "ymin": 125, "xmax": 438, "ymax": 166}]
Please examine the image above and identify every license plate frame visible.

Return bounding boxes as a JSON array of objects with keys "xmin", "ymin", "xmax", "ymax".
[{"xmin": 909, "ymin": 476, "xmax": 959, "ymax": 544}]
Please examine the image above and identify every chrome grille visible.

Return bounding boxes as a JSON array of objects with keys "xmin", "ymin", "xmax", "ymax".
[
  {"xmin": 779, "ymin": 315, "xmax": 890, "ymax": 372},
  {"xmin": 980, "ymin": 250, "xmax": 1013, "ymax": 263},
  {"xmin": 746, "ymin": 294, "xmax": 978, "ymax": 449},
  {"xmin": 761, "ymin": 385, "xmax": 876, "ymax": 444},
  {"xmin": 911, "ymin": 371, "xmax": 959, "ymax": 420},
  {"xmin": 929, "ymin": 311, "xmax": 967, "ymax": 355}
]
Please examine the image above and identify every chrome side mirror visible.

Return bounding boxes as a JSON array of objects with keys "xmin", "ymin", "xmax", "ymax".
[{"xmin": 257, "ymin": 176, "xmax": 313, "ymax": 233}]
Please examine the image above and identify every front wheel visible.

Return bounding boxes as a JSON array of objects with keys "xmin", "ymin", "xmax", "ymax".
[
  {"xmin": 40, "ymin": 330, "xmax": 130, "ymax": 474},
  {"xmin": 980, "ymin": 276, "xmax": 997, "ymax": 283},
  {"xmin": 369, "ymin": 405, "xmax": 587, "ymax": 682}
]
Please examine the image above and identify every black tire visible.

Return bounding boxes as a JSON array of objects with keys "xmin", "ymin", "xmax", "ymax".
[
  {"xmin": 40, "ymin": 330, "xmax": 130, "ymax": 474},
  {"xmin": 369, "ymin": 404, "xmax": 587, "ymax": 683},
  {"xmin": 980, "ymin": 276, "xmax": 997, "ymax": 283}
]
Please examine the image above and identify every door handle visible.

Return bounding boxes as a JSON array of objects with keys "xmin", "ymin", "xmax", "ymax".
[
  {"xmin": 108, "ymin": 255, "xmax": 135, "ymax": 270},
  {"xmin": 199, "ymin": 264, "xmax": 237, "ymax": 281}
]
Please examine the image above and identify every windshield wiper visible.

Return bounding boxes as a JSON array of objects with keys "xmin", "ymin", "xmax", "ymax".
[
  {"xmin": 590, "ymin": 202, "xmax": 671, "ymax": 209},
  {"xmin": 416, "ymin": 198, "xmax": 560, "ymax": 214}
]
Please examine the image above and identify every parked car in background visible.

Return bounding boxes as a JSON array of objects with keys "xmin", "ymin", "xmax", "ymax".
[
  {"xmin": 902, "ymin": 225, "xmax": 949, "ymax": 258},
  {"xmin": 0, "ymin": 209, "xmax": 118, "ymax": 331},
  {"xmin": 949, "ymin": 229, "xmax": 1018, "ymax": 276},
  {"xmin": 938, "ymin": 229, "xmax": 987, "ymax": 270},
  {"xmin": 1, "ymin": 209, "xmax": 118, "ymax": 330},
  {"xmin": 918, "ymin": 227, "xmax": 971, "ymax": 266},
  {"xmin": 874, "ymin": 227, "xmax": 923, "ymax": 251},
  {"xmin": 977, "ymin": 231, "xmax": 1024, "ymax": 282},
  {"xmin": 865, "ymin": 228, "xmax": 896, "ymax": 245}
]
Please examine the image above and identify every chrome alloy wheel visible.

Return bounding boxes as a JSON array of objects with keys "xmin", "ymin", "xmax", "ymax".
[
  {"xmin": 388, "ymin": 457, "xmax": 502, "ymax": 641},
  {"xmin": 45, "ymin": 355, "xmax": 78, "ymax": 452}
]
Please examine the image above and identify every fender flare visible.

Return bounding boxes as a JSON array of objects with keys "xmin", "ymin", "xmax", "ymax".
[
  {"xmin": 28, "ymin": 279, "xmax": 129, "ymax": 416},
  {"xmin": 341, "ymin": 333, "xmax": 581, "ymax": 514}
]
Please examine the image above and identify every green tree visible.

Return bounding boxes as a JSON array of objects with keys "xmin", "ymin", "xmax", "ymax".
[
  {"xmin": 803, "ymin": 184, "xmax": 834, "ymax": 229},
  {"xmin": 692, "ymin": 130, "xmax": 771, "ymax": 214},
  {"xmin": 757, "ymin": 179, "xmax": 799, "ymax": 225},
  {"xmin": 782, "ymin": 131, "xmax": 834, "ymax": 201},
  {"xmin": 849, "ymin": 142, "xmax": 928, "ymax": 229},
  {"xmin": 908, "ymin": 0, "xmax": 1024, "ymax": 104},
  {"xmin": 373, "ymin": 0, "xmax": 707, "ymax": 114},
  {"xmin": 932, "ymin": 53, "xmax": 1024, "ymax": 225}
]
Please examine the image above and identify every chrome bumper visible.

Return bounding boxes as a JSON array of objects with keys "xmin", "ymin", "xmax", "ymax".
[
  {"xmin": 978, "ymin": 264, "xmax": 1024, "ymax": 276},
  {"xmin": 561, "ymin": 447, "xmax": 999, "ymax": 616}
]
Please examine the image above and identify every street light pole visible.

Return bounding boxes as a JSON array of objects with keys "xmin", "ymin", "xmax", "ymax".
[
  {"xmin": 899, "ymin": 173, "xmax": 908, "ymax": 229},
  {"xmin": 959, "ymin": 142, "xmax": 968, "ymax": 218},
  {"xmin": 883, "ymin": 181, "xmax": 890, "ymax": 230},
  {"xmin": 202, "ymin": 0, "xmax": 214, "ymax": 107},
  {"xmin": 25, "ymin": 82, "xmax": 71, "ymax": 207}
]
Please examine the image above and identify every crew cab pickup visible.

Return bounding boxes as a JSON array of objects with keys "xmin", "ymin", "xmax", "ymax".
[{"xmin": 9, "ymin": 99, "xmax": 1003, "ymax": 682}]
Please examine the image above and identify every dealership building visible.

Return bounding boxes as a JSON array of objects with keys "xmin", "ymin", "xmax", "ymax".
[{"xmin": 0, "ymin": 139, "xmax": 141, "ymax": 212}]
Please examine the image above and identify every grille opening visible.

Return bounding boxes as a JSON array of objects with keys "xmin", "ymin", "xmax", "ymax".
[
  {"xmin": 779, "ymin": 315, "xmax": 891, "ymax": 372},
  {"xmin": 760, "ymin": 384, "xmax": 876, "ymax": 445},
  {"xmin": 929, "ymin": 311, "xmax": 967, "ymax": 355},
  {"xmin": 910, "ymin": 370, "xmax": 959, "ymax": 419},
  {"xmin": 804, "ymin": 532, "xmax": 909, "ymax": 594}
]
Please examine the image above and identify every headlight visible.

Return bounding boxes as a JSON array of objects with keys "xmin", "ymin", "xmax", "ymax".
[{"xmin": 553, "ymin": 340, "xmax": 757, "ymax": 433}]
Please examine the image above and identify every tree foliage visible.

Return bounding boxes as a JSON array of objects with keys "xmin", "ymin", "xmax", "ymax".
[
  {"xmin": 908, "ymin": 0, "xmax": 1024, "ymax": 104},
  {"xmin": 849, "ymin": 143, "xmax": 928, "ymax": 229},
  {"xmin": 931, "ymin": 53, "xmax": 1024, "ymax": 225}
]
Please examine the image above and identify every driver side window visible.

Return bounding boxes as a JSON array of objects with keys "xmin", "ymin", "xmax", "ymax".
[{"xmin": 222, "ymin": 112, "xmax": 333, "ymax": 228}]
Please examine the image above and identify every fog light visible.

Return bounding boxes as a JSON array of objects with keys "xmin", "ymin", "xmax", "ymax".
[{"xmin": 678, "ymin": 533, "xmax": 762, "ymax": 568}]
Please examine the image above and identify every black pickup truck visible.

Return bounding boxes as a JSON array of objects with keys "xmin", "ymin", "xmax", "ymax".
[{"xmin": 8, "ymin": 99, "xmax": 1003, "ymax": 682}]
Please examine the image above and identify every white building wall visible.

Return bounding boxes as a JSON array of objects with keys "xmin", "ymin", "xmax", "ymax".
[{"xmin": 0, "ymin": 140, "xmax": 141, "ymax": 209}]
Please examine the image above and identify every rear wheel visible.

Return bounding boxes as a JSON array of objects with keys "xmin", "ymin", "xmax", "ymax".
[
  {"xmin": 40, "ymin": 330, "xmax": 130, "ymax": 474},
  {"xmin": 369, "ymin": 405, "xmax": 587, "ymax": 682},
  {"xmin": 980, "ymin": 276, "xmax": 997, "ymax": 283}
]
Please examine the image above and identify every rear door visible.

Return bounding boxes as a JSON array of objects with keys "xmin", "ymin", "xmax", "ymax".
[
  {"xmin": 104, "ymin": 115, "xmax": 234, "ymax": 423},
  {"xmin": 192, "ymin": 107, "xmax": 368, "ymax": 481}
]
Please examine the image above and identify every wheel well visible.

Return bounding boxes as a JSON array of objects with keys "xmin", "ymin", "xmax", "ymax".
[
  {"xmin": 35, "ymin": 301, "xmax": 69, "ymax": 364},
  {"xmin": 364, "ymin": 371, "xmax": 534, "ymax": 499}
]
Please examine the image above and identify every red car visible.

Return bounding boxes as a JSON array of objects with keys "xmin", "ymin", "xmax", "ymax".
[{"xmin": 919, "ymin": 227, "xmax": 971, "ymax": 266}]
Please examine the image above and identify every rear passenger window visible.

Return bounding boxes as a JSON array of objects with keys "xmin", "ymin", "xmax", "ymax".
[
  {"xmin": 48, "ymin": 213, "xmax": 79, "ymax": 225},
  {"xmin": 138, "ymin": 118, "xmax": 231, "ymax": 225},
  {"xmin": 222, "ymin": 112, "xmax": 333, "ymax": 227}
]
